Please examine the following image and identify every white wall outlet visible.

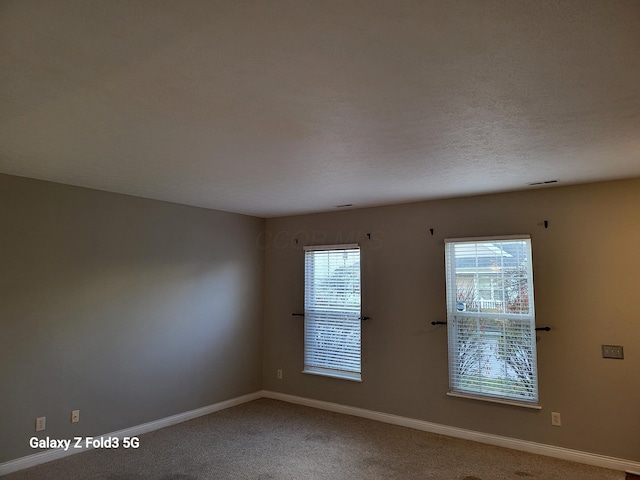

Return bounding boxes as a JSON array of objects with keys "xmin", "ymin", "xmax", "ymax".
[
  {"xmin": 277, "ymin": 369, "xmax": 283, "ymax": 379},
  {"xmin": 35, "ymin": 416, "xmax": 46, "ymax": 432},
  {"xmin": 551, "ymin": 412, "xmax": 561, "ymax": 426},
  {"xmin": 71, "ymin": 410, "xmax": 80, "ymax": 423}
]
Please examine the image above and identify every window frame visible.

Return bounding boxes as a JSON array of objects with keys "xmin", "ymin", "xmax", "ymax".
[
  {"xmin": 444, "ymin": 235, "xmax": 541, "ymax": 409},
  {"xmin": 302, "ymin": 244, "xmax": 362, "ymax": 382}
]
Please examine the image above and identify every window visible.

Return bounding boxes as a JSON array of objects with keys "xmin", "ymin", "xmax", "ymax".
[
  {"xmin": 303, "ymin": 244, "xmax": 361, "ymax": 381},
  {"xmin": 444, "ymin": 236, "xmax": 539, "ymax": 407}
]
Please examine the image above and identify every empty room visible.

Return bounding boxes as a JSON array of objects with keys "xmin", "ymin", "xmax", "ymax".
[{"xmin": 1, "ymin": 1, "xmax": 639, "ymax": 479}]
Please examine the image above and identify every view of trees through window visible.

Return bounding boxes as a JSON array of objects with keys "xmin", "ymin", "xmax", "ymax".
[
  {"xmin": 446, "ymin": 239, "xmax": 538, "ymax": 404},
  {"xmin": 304, "ymin": 246, "xmax": 361, "ymax": 380}
]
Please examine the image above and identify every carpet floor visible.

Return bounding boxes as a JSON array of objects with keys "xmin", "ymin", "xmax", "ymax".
[{"xmin": 4, "ymin": 398, "xmax": 625, "ymax": 479}]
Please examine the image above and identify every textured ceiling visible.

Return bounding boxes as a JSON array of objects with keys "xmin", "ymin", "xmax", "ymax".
[{"xmin": 1, "ymin": 1, "xmax": 639, "ymax": 217}]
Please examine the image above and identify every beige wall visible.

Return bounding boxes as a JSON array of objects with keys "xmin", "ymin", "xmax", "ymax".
[
  {"xmin": 0, "ymin": 174, "xmax": 265, "ymax": 463},
  {"xmin": 2, "ymin": 173, "xmax": 638, "ymax": 465},
  {"xmin": 263, "ymin": 178, "xmax": 640, "ymax": 462}
]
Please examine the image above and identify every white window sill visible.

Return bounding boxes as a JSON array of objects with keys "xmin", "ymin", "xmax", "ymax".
[
  {"xmin": 303, "ymin": 367, "xmax": 362, "ymax": 382},
  {"xmin": 447, "ymin": 391, "xmax": 542, "ymax": 410}
]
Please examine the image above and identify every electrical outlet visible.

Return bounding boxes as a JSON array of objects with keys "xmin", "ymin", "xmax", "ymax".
[
  {"xmin": 551, "ymin": 412, "xmax": 561, "ymax": 427},
  {"xmin": 35, "ymin": 416, "xmax": 46, "ymax": 432},
  {"xmin": 277, "ymin": 369, "xmax": 283, "ymax": 380},
  {"xmin": 71, "ymin": 410, "xmax": 80, "ymax": 423}
]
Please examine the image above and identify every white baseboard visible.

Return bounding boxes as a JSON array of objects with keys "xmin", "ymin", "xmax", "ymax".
[
  {"xmin": 263, "ymin": 390, "xmax": 640, "ymax": 474},
  {"xmin": 0, "ymin": 391, "xmax": 262, "ymax": 476},
  {"xmin": 3, "ymin": 389, "xmax": 639, "ymax": 476}
]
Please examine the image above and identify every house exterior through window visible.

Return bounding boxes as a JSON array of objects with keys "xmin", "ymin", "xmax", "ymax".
[
  {"xmin": 303, "ymin": 244, "xmax": 362, "ymax": 381},
  {"xmin": 444, "ymin": 236, "xmax": 539, "ymax": 407}
]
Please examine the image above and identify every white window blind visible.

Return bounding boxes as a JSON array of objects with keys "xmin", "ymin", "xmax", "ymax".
[
  {"xmin": 303, "ymin": 244, "xmax": 361, "ymax": 381},
  {"xmin": 444, "ymin": 236, "xmax": 539, "ymax": 405}
]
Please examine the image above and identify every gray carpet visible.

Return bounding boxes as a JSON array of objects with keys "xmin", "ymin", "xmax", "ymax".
[{"xmin": 4, "ymin": 399, "xmax": 624, "ymax": 479}]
